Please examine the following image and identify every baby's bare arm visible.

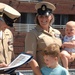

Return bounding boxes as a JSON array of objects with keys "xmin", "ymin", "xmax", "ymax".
[{"xmin": 62, "ymin": 41, "xmax": 75, "ymax": 48}]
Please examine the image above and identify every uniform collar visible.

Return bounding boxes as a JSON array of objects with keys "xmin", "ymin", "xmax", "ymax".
[
  {"xmin": 3, "ymin": 28, "xmax": 8, "ymax": 39},
  {"xmin": 35, "ymin": 25, "xmax": 43, "ymax": 32}
]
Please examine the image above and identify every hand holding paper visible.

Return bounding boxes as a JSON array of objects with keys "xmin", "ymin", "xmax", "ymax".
[{"xmin": 0, "ymin": 53, "xmax": 33, "ymax": 74}]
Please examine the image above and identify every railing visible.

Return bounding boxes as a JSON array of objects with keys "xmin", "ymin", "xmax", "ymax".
[
  {"xmin": 17, "ymin": 0, "xmax": 38, "ymax": 2},
  {"xmin": 15, "ymin": 69, "xmax": 75, "ymax": 75},
  {"xmin": 13, "ymin": 23, "xmax": 66, "ymax": 32},
  {"xmin": 16, "ymin": 70, "xmax": 34, "ymax": 75}
]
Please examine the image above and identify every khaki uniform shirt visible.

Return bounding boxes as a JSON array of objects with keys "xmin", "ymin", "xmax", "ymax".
[
  {"xmin": 0, "ymin": 28, "xmax": 13, "ymax": 64},
  {"xmin": 25, "ymin": 25, "xmax": 62, "ymax": 68}
]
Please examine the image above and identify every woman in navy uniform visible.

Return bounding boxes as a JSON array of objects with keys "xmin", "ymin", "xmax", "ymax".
[
  {"xmin": 0, "ymin": 2, "xmax": 21, "ymax": 75},
  {"xmin": 25, "ymin": 1, "xmax": 62, "ymax": 75}
]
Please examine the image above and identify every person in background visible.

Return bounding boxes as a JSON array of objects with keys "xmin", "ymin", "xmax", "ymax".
[
  {"xmin": 0, "ymin": 2, "xmax": 21, "ymax": 74},
  {"xmin": 25, "ymin": 1, "xmax": 62, "ymax": 75},
  {"xmin": 60, "ymin": 21, "xmax": 75, "ymax": 69},
  {"xmin": 41, "ymin": 43, "xmax": 69, "ymax": 75}
]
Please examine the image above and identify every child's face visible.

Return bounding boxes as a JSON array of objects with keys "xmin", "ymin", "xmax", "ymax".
[
  {"xmin": 43, "ymin": 55, "xmax": 57, "ymax": 68},
  {"xmin": 65, "ymin": 25, "xmax": 75, "ymax": 37}
]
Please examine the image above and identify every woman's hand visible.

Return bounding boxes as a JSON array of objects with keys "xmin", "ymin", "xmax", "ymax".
[{"xmin": 0, "ymin": 62, "xmax": 8, "ymax": 68}]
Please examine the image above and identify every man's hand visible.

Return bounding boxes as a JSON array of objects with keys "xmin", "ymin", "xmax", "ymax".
[{"xmin": 0, "ymin": 62, "xmax": 8, "ymax": 68}]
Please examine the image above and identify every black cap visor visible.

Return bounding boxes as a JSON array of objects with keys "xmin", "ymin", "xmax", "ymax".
[
  {"xmin": 37, "ymin": 8, "xmax": 52, "ymax": 16},
  {"xmin": 37, "ymin": 5, "xmax": 52, "ymax": 16}
]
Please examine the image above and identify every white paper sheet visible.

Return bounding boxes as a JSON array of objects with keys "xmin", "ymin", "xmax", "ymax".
[{"xmin": 0, "ymin": 53, "xmax": 33, "ymax": 71}]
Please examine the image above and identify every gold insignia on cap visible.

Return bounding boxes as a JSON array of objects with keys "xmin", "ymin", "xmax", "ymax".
[{"xmin": 42, "ymin": 5, "xmax": 46, "ymax": 11}]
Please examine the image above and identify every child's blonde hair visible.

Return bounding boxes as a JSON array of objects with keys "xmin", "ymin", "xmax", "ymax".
[
  {"xmin": 66, "ymin": 21, "xmax": 75, "ymax": 27},
  {"xmin": 42, "ymin": 43, "xmax": 60, "ymax": 58}
]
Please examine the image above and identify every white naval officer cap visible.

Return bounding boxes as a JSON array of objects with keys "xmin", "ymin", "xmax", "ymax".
[
  {"xmin": 0, "ymin": 2, "xmax": 21, "ymax": 19},
  {"xmin": 0, "ymin": 2, "xmax": 21, "ymax": 27},
  {"xmin": 35, "ymin": 1, "xmax": 56, "ymax": 16},
  {"xmin": 0, "ymin": 3, "xmax": 5, "ymax": 16}
]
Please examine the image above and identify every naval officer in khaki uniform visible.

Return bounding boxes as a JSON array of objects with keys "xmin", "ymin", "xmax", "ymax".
[
  {"xmin": 25, "ymin": 1, "xmax": 62, "ymax": 75},
  {"xmin": 0, "ymin": 2, "xmax": 21, "ymax": 74}
]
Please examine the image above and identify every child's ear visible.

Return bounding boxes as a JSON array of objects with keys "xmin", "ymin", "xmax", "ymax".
[{"xmin": 55, "ymin": 57, "xmax": 58, "ymax": 60}]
